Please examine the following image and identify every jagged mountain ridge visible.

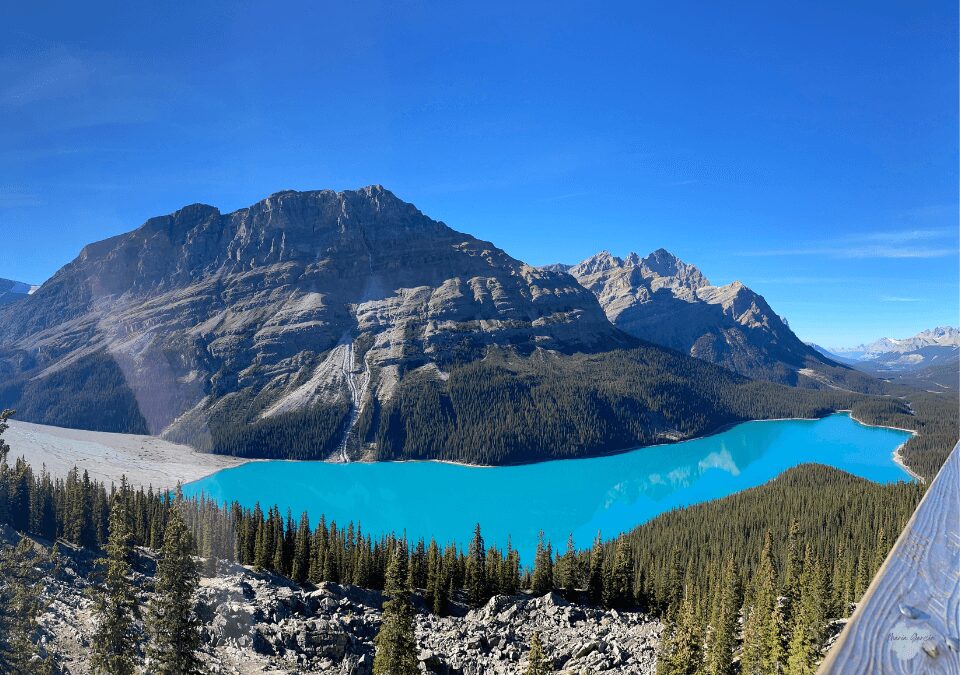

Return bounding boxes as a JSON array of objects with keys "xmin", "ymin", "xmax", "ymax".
[
  {"xmin": 0, "ymin": 186, "xmax": 637, "ymax": 455},
  {"xmin": 563, "ymin": 249, "xmax": 846, "ymax": 385},
  {"xmin": 828, "ymin": 326, "xmax": 960, "ymax": 360},
  {"xmin": 811, "ymin": 327, "xmax": 959, "ymax": 391}
]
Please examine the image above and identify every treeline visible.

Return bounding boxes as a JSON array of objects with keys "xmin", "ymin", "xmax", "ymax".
[
  {"xmin": 0, "ymin": 454, "xmax": 919, "ymax": 672},
  {"xmin": 367, "ymin": 346, "xmax": 862, "ymax": 465}
]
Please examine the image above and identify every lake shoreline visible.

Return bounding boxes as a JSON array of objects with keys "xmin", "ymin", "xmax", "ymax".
[{"xmin": 844, "ymin": 410, "xmax": 923, "ymax": 483}]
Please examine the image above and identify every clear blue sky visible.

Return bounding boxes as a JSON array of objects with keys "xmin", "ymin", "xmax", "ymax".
[{"xmin": 1, "ymin": 1, "xmax": 956, "ymax": 346}]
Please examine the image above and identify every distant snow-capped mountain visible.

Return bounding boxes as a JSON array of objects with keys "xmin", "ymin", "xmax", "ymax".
[
  {"xmin": 0, "ymin": 278, "xmax": 38, "ymax": 305},
  {"xmin": 810, "ymin": 327, "xmax": 959, "ymax": 390}
]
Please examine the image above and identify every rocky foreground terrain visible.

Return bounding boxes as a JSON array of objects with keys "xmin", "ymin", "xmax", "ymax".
[{"xmin": 8, "ymin": 527, "xmax": 661, "ymax": 674}]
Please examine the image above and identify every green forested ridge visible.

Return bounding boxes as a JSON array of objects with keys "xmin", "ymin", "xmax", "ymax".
[
  {"xmin": 204, "ymin": 396, "xmax": 350, "ymax": 459},
  {"xmin": 368, "ymin": 346, "xmax": 863, "ymax": 465},
  {"xmin": 0, "ymin": 351, "xmax": 148, "ymax": 434}
]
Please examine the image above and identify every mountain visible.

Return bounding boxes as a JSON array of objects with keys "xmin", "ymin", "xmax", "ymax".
[
  {"xmin": 0, "ymin": 187, "xmax": 851, "ymax": 464},
  {"xmin": 564, "ymin": 249, "xmax": 856, "ymax": 386},
  {"xmin": 0, "ymin": 278, "xmax": 38, "ymax": 305},
  {"xmin": 830, "ymin": 327, "xmax": 960, "ymax": 361},
  {"xmin": 820, "ymin": 327, "xmax": 959, "ymax": 391}
]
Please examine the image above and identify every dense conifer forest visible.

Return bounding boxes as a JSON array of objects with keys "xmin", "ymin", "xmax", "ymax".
[
  {"xmin": 367, "ymin": 346, "xmax": 866, "ymax": 465},
  {"xmin": 0, "ymin": 384, "xmax": 955, "ymax": 671}
]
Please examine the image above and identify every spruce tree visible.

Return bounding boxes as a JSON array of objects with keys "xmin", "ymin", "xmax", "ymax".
[
  {"xmin": 0, "ymin": 537, "xmax": 49, "ymax": 673},
  {"xmin": 146, "ymin": 506, "xmax": 202, "ymax": 675},
  {"xmin": 704, "ymin": 557, "xmax": 739, "ymax": 675},
  {"xmin": 604, "ymin": 537, "xmax": 632, "ymax": 609},
  {"xmin": 292, "ymin": 512, "xmax": 311, "ymax": 584},
  {"xmin": 426, "ymin": 539, "xmax": 446, "ymax": 615},
  {"xmin": 588, "ymin": 531, "xmax": 604, "ymax": 604},
  {"xmin": 373, "ymin": 544, "xmax": 418, "ymax": 675},
  {"xmin": 465, "ymin": 524, "xmax": 487, "ymax": 607},
  {"xmin": 526, "ymin": 631, "xmax": 549, "ymax": 675},
  {"xmin": 656, "ymin": 588, "xmax": 703, "ymax": 675},
  {"xmin": 557, "ymin": 533, "xmax": 577, "ymax": 594},
  {"xmin": 531, "ymin": 531, "xmax": 553, "ymax": 596},
  {"xmin": 785, "ymin": 547, "xmax": 828, "ymax": 675},
  {"xmin": 740, "ymin": 532, "xmax": 784, "ymax": 675},
  {"xmin": 92, "ymin": 485, "xmax": 138, "ymax": 675}
]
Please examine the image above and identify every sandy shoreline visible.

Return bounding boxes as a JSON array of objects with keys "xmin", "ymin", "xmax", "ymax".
[{"xmin": 4, "ymin": 420, "xmax": 247, "ymax": 490}]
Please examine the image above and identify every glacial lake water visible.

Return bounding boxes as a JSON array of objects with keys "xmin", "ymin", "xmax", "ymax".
[{"xmin": 182, "ymin": 413, "xmax": 913, "ymax": 564}]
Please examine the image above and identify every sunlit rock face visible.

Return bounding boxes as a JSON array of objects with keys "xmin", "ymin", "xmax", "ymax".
[
  {"xmin": 566, "ymin": 249, "xmax": 831, "ymax": 384},
  {"xmin": 0, "ymin": 186, "xmax": 628, "ymax": 444}
]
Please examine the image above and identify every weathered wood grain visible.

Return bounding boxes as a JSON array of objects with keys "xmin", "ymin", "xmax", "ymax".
[{"xmin": 819, "ymin": 440, "xmax": 960, "ymax": 674}]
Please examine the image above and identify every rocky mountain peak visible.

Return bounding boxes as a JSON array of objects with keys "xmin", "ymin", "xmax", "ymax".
[
  {"xmin": 566, "ymin": 249, "xmax": 831, "ymax": 384},
  {"xmin": 569, "ymin": 250, "xmax": 624, "ymax": 276},
  {"xmin": 0, "ymin": 187, "xmax": 627, "ymax": 445}
]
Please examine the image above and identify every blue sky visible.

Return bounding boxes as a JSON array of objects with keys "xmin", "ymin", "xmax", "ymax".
[{"xmin": 1, "ymin": 1, "xmax": 956, "ymax": 346}]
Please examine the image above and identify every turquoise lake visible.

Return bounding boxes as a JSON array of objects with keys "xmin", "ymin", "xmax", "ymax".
[{"xmin": 182, "ymin": 413, "xmax": 912, "ymax": 564}]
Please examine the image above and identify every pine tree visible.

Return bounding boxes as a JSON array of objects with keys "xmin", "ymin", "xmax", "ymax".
[
  {"xmin": 785, "ymin": 546, "xmax": 828, "ymax": 675},
  {"xmin": 704, "ymin": 557, "xmax": 739, "ymax": 675},
  {"xmin": 373, "ymin": 544, "xmax": 418, "ymax": 675},
  {"xmin": 292, "ymin": 512, "xmax": 311, "ymax": 584},
  {"xmin": 526, "ymin": 631, "xmax": 549, "ymax": 675},
  {"xmin": 531, "ymin": 530, "xmax": 553, "ymax": 595},
  {"xmin": 0, "ymin": 537, "xmax": 50, "ymax": 673},
  {"xmin": 604, "ymin": 537, "xmax": 632, "ymax": 608},
  {"xmin": 91, "ymin": 485, "xmax": 138, "ymax": 675},
  {"xmin": 146, "ymin": 506, "xmax": 202, "ymax": 675},
  {"xmin": 557, "ymin": 533, "xmax": 577, "ymax": 595},
  {"xmin": 740, "ymin": 532, "xmax": 784, "ymax": 675},
  {"xmin": 782, "ymin": 519, "xmax": 803, "ymax": 627},
  {"xmin": 465, "ymin": 524, "xmax": 487, "ymax": 607},
  {"xmin": 656, "ymin": 588, "xmax": 703, "ymax": 675},
  {"xmin": 425, "ymin": 539, "xmax": 446, "ymax": 615},
  {"xmin": 873, "ymin": 527, "xmax": 887, "ymax": 571},
  {"xmin": 588, "ymin": 531, "xmax": 604, "ymax": 604}
]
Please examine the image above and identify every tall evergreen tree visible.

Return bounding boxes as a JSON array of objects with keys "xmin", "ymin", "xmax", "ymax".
[
  {"xmin": 588, "ymin": 531, "xmax": 604, "ymax": 604},
  {"xmin": 292, "ymin": 512, "xmax": 311, "ymax": 584},
  {"xmin": 531, "ymin": 530, "xmax": 553, "ymax": 596},
  {"xmin": 146, "ymin": 506, "xmax": 202, "ymax": 675},
  {"xmin": 704, "ymin": 556, "xmax": 739, "ymax": 675},
  {"xmin": 740, "ymin": 532, "xmax": 784, "ymax": 675},
  {"xmin": 91, "ymin": 484, "xmax": 138, "ymax": 675},
  {"xmin": 373, "ymin": 544, "xmax": 418, "ymax": 675},
  {"xmin": 0, "ymin": 537, "xmax": 51, "ymax": 673},
  {"xmin": 604, "ymin": 537, "xmax": 632, "ymax": 609},
  {"xmin": 785, "ymin": 546, "xmax": 828, "ymax": 675},
  {"xmin": 465, "ymin": 524, "xmax": 487, "ymax": 607},
  {"xmin": 656, "ymin": 588, "xmax": 703, "ymax": 675},
  {"xmin": 526, "ymin": 631, "xmax": 549, "ymax": 675}
]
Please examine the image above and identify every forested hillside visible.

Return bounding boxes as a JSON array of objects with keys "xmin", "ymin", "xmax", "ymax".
[
  {"xmin": 367, "ymin": 346, "xmax": 866, "ymax": 465},
  {"xmin": 3, "ymin": 397, "xmax": 955, "ymax": 672}
]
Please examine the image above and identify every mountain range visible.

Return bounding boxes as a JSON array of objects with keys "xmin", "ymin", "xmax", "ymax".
[
  {"xmin": 0, "ymin": 187, "xmax": 865, "ymax": 463},
  {"xmin": 810, "ymin": 327, "xmax": 959, "ymax": 391}
]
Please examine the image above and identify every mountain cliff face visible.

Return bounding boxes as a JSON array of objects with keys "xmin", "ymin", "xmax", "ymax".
[
  {"xmin": 0, "ymin": 187, "xmax": 637, "ymax": 456},
  {"xmin": 565, "ymin": 250, "xmax": 847, "ymax": 385}
]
